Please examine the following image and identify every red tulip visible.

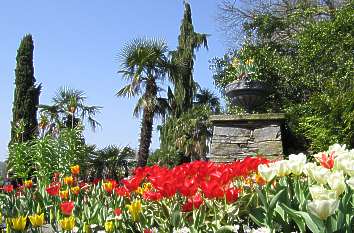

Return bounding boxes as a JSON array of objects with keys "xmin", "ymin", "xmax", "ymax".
[
  {"xmin": 143, "ymin": 191, "xmax": 163, "ymax": 201},
  {"xmin": 182, "ymin": 193, "xmax": 204, "ymax": 212},
  {"xmin": 114, "ymin": 186, "xmax": 130, "ymax": 197},
  {"xmin": 177, "ymin": 178, "xmax": 198, "ymax": 197},
  {"xmin": 113, "ymin": 208, "xmax": 122, "ymax": 216},
  {"xmin": 200, "ymin": 180, "xmax": 224, "ymax": 199},
  {"xmin": 225, "ymin": 188, "xmax": 240, "ymax": 204},
  {"xmin": 4, "ymin": 184, "xmax": 14, "ymax": 193},
  {"xmin": 46, "ymin": 183, "xmax": 61, "ymax": 196},
  {"xmin": 122, "ymin": 176, "xmax": 143, "ymax": 192},
  {"xmin": 60, "ymin": 201, "xmax": 74, "ymax": 216},
  {"xmin": 321, "ymin": 151, "xmax": 335, "ymax": 169}
]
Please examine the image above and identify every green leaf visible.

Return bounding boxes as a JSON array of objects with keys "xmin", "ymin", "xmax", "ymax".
[
  {"xmin": 280, "ymin": 203, "xmax": 323, "ymax": 233},
  {"xmin": 255, "ymin": 188, "xmax": 268, "ymax": 209},
  {"xmin": 249, "ymin": 207, "xmax": 266, "ymax": 227},
  {"xmin": 279, "ymin": 203, "xmax": 306, "ymax": 233},
  {"xmin": 171, "ymin": 210, "xmax": 181, "ymax": 228},
  {"xmin": 269, "ymin": 189, "xmax": 285, "ymax": 212}
]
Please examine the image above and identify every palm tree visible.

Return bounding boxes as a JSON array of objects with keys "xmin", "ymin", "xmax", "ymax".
[
  {"xmin": 39, "ymin": 87, "xmax": 102, "ymax": 134},
  {"xmin": 194, "ymin": 88, "xmax": 221, "ymax": 114},
  {"xmin": 117, "ymin": 38, "xmax": 171, "ymax": 167},
  {"xmin": 86, "ymin": 145, "xmax": 136, "ymax": 179}
]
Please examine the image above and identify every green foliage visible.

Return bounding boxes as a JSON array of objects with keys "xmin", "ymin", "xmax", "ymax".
[
  {"xmin": 86, "ymin": 145, "xmax": 136, "ymax": 179},
  {"xmin": 211, "ymin": 2, "xmax": 354, "ymax": 151},
  {"xmin": 10, "ymin": 34, "xmax": 41, "ymax": 144},
  {"xmin": 8, "ymin": 127, "xmax": 89, "ymax": 183},
  {"xmin": 151, "ymin": 106, "xmax": 212, "ymax": 167},
  {"xmin": 171, "ymin": 2, "xmax": 208, "ymax": 116}
]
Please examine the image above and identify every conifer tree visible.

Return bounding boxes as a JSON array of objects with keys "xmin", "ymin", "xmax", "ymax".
[
  {"xmin": 10, "ymin": 34, "xmax": 41, "ymax": 144},
  {"xmin": 171, "ymin": 1, "xmax": 208, "ymax": 116}
]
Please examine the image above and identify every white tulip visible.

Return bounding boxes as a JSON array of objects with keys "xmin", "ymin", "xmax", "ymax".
[
  {"xmin": 289, "ymin": 153, "xmax": 307, "ymax": 164},
  {"xmin": 334, "ymin": 156, "xmax": 348, "ymax": 172},
  {"xmin": 346, "ymin": 177, "xmax": 354, "ymax": 189},
  {"xmin": 258, "ymin": 164, "xmax": 277, "ymax": 182},
  {"xmin": 303, "ymin": 162, "xmax": 316, "ymax": 178},
  {"xmin": 288, "ymin": 153, "xmax": 307, "ymax": 175},
  {"xmin": 342, "ymin": 160, "xmax": 354, "ymax": 176},
  {"xmin": 312, "ymin": 166, "xmax": 330, "ymax": 185},
  {"xmin": 327, "ymin": 171, "xmax": 346, "ymax": 196},
  {"xmin": 273, "ymin": 160, "xmax": 290, "ymax": 177},
  {"xmin": 328, "ymin": 144, "xmax": 346, "ymax": 155},
  {"xmin": 307, "ymin": 199, "xmax": 339, "ymax": 220},
  {"xmin": 309, "ymin": 185, "xmax": 336, "ymax": 200}
]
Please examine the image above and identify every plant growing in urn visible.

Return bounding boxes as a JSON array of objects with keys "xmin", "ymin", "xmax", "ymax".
[{"xmin": 224, "ymin": 54, "xmax": 267, "ymax": 113}]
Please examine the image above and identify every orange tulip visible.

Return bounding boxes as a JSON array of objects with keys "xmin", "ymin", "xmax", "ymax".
[
  {"xmin": 60, "ymin": 190, "xmax": 69, "ymax": 200},
  {"xmin": 63, "ymin": 176, "xmax": 74, "ymax": 186},
  {"xmin": 103, "ymin": 182, "xmax": 114, "ymax": 194},
  {"xmin": 24, "ymin": 180, "xmax": 33, "ymax": 189},
  {"xmin": 70, "ymin": 165, "xmax": 80, "ymax": 176},
  {"xmin": 71, "ymin": 186, "xmax": 80, "ymax": 195}
]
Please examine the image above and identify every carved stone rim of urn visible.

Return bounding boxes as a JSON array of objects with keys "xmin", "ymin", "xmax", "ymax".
[{"xmin": 225, "ymin": 74, "xmax": 268, "ymax": 113}]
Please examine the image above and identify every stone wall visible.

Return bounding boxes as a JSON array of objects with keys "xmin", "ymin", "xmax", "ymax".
[{"xmin": 208, "ymin": 113, "xmax": 285, "ymax": 162}]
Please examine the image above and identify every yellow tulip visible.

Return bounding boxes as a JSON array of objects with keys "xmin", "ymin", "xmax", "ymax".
[
  {"xmin": 29, "ymin": 213, "xmax": 45, "ymax": 228},
  {"xmin": 71, "ymin": 186, "xmax": 80, "ymax": 195},
  {"xmin": 136, "ymin": 183, "xmax": 151, "ymax": 195},
  {"xmin": 11, "ymin": 216, "xmax": 27, "ymax": 231},
  {"xmin": 104, "ymin": 221, "xmax": 114, "ymax": 233},
  {"xmin": 126, "ymin": 200, "xmax": 142, "ymax": 221},
  {"xmin": 60, "ymin": 216, "xmax": 75, "ymax": 231},
  {"xmin": 60, "ymin": 190, "xmax": 69, "ymax": 199}
]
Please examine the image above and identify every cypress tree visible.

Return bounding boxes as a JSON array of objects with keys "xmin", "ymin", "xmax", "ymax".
[
  {"xmin": 172, "ymin": 1, "xmax": 208, "ymax": 117},
  {"xmin": 10, "ymin": 34, "xmax": 41, "ymax": 144}
]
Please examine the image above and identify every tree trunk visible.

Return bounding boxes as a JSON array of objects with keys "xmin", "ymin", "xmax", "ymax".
[
  {"xmin": 137, "ymin": 79, "xmax": 156, "ymax": 167},
  {"xmin": 137, "ymin": 108, "xmax": 154, "ymax": 167}
]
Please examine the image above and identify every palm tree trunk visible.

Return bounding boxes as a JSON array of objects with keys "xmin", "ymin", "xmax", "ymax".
[
  {"xmin": 137, "ymin": 108, "xmax": 154, "ymax": 167},
  {"xmin": 137, "ymin": 79, "xmax": 157, "ymax": 167}
]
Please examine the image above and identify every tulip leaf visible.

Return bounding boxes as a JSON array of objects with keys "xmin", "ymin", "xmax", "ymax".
[
  {"xmin": 249, "ymin": 207, "xmax": 266, "ymax": 227},
  {"xmin": 255, "ymin": 188, "xmax": 268, "ymax": 209},
  {"xmin": 274, "ymin": 205, "xmax": 286, "ymax": 221},
  {"xmin": 280, "ymin": 203, "xmax": 323, "ymax": 233},
  {"xmin": 278, "ymin": 203, "xmax": 306, "ymax": 233},
  {"xmin": 269, "ymin": 189, "xmax": 285, "ymax": 212},
  {"xmin": 171, "ymin": 210, "xmax": 181, "ymax": 228}
]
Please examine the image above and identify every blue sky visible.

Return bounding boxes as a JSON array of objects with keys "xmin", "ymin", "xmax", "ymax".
[{"xmin": 0, "ymin": 0, "xmax": 227, "ymax": 160}]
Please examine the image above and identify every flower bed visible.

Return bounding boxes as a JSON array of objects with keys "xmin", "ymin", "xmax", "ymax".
[
  {"xmin": 2, "ymin": 144, "xmax": 353, "ymax": 232},
  {"xmin": 255, "ymin": 144, "xmax": 354, "ymax": 233},
  {"xmin": 0, "ymin": 157, "xmax": 269, "ymax": 232}
]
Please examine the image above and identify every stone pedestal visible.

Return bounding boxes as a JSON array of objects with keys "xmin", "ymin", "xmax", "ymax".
[{"xmin": 208, "ymin": 113, "xmax": 285, "ymax": 162}]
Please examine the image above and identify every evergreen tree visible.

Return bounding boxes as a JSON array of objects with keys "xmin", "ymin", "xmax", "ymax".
[
  {"xmin": 10, "ymin": 34, "xmax": 41, "ymax": 144},
  {"xmin": 171, "ymin": 2, "xmax": 208, "ymax": 116}
]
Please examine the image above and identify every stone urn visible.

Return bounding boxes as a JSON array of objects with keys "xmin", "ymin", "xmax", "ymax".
[{"xmin": 225, "ymin": 75, "xmax": 267, "ymax": 113}]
